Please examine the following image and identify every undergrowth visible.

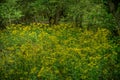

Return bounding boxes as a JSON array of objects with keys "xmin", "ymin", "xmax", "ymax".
[{"xmin": 0, "ymin": 23, "xmax": 119, "ymax": 80}]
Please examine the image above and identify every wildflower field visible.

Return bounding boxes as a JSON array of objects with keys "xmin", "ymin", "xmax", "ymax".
[{"xmin": 0, "ymin": 23, "xmax": 119, "ymax": 80}]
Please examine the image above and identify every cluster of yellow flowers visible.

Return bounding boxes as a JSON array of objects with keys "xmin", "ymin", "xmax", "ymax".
[{"xmin": 0, "ymin": 23, "xmax": 118, "ymax": 80}]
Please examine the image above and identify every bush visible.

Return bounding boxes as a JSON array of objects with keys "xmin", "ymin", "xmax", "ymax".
[{"xmin": 0, "ymin": 23, "xmax": 118, "ymax": 80}]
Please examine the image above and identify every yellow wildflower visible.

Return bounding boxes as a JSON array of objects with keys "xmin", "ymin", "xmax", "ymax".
[
  {"xmin": 30, "ymin": 67, "xmax": 37, "ymax": 74},
  {"xmin": 12, "ymin": 30, "xmax": 17, "ymax": 34},
  {"xmin": 7, "ymin": 47, "xmax": 14, "ymax": 51}
]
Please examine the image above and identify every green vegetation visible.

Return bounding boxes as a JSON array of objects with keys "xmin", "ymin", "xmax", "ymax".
[
  {"xmin": 0, "ymin": 23, "xmax": 119, "ymax": 80},
  {"xmin": 0, "ymin": 0, "xmax": 120, "ymax": 80}
]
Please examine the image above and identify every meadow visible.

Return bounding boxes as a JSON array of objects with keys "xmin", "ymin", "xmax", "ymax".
[{"xmin": 0, "ymin": 23, "xmax": 119, "ymax": 80}]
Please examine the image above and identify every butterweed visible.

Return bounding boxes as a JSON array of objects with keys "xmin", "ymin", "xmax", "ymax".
[{"xmin": 0, "ymin": 23, "xmax": 118, "ymax": 80}]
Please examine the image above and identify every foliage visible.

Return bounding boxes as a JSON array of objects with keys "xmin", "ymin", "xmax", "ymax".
[
  {"xmin": 0, "ymin": 0, "xmax": 22, "ymax": 26},
  {"xmin": 37, "ymin": 0, "xmax": 67, "ymax": 24},
  {"xmin": 0, "ymin": 0, "xmax": 120, "ymax": 36},
  {"xmin": 83, "ymin": 4, "xmax": 116, "ymax": 30},
  {"xmin": 0, "ymin": 23, "xmax": 119, "ymax": 80},
  {"xmin": 67, "ymin": 0, "xmax": 91, "ymax": 27}
]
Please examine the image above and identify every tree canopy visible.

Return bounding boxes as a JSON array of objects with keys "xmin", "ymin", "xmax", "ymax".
[{"xmin": 0, "ymin": 0, "xmax": 120, "ymax": 34}]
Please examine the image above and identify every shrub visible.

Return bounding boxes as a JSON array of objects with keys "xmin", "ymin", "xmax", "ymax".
[{"xmin": 0, "ymin": 23, "xmax": 118, "ymax": 80}]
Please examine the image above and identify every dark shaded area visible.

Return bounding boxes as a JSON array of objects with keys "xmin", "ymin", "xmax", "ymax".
[{"xmin": 103, "ymin": 0, "xmax": 120, "ymax": 36}]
